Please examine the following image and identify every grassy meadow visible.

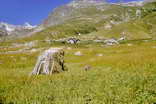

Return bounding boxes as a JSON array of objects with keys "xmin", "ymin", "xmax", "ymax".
[
  {"xmin": 0, "ymin": 40, "xmax": 156, "ymax": 104},
  {"xmin": 1, "ymin": 1, "xmax": 156, "ymax": 104}
]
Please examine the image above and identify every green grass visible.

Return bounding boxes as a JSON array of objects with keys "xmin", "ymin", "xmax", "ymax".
[
  {"xmin": 0, "ymin": 40, "xmax": 156, "ymax": 104},
  {"xmin": 0, "ymin": 2, "xmax": 156, "ymax": 103},
  {"xmin": 2, "ymin": 2, "xmax": 155, "ymax": 44}
]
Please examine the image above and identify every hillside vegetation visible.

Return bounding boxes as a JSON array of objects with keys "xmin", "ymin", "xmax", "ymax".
[
  {"xmin": 0, "ymin": 40, "xmax": 156, "ymax": 103},
  {"xmin": 0, "ymin": 0, "xmax": 156, "ymax": 104},
  {"xmin": 5, "ymin": 1, "xmax": 154, "ymax": 43}
]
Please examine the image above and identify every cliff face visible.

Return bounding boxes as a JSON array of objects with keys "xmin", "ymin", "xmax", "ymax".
[
  {"xmin": 42, "ymin": 0, "xmax": 108, "ymax": 27},
  {"xmin": 35, "ymin": 0, "xmax": 156, "ymax": 41},
  {"xmin": 43, "ymin": 0, "xmax": 152, "ymax": 27}
]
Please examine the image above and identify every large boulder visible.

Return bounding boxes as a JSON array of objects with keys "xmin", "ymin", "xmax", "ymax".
[
  {"xmin": 67, "ymin": 38, "xmax": 80, "ymax": 44},
  {"xmin": 31, "ymin": 48, "xmax": 67, "ymax": 75},
  {"xmin": 104, "ymin": 38, "xmax": 119, "ymax": 45}
]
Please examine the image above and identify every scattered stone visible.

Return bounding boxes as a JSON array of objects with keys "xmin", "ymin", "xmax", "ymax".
[
  {"xmin": 84, "ymin": 65, "xmax": 92, "ymax": 71},
  {"xmin": 104, "ymin": 24, "xmax": 112, "ymax": 30},
  {"xmin": 67, "ymin": 38, "xmax": 80, "ymax": 44},
  {"xmin": 127, "ymin": 43, "xmax": 133, "ymax": 46},
  {"xmin": 93, "ymin": 39, "xmax": 103, "ymax": 43},
  {"xmin": 74, "ymin": 51, "xmax": 83, "ymax": 56},
  {"xmin": 31, "ymin": 48, "xmax": 67, "ymax": 75},
  {"xmin": 104, "ymin": 38, "xmax": 119, "ymax": 45},
  {"xmin": 96, "ymin": 53, "xmax": 103, "ymax": 57},
  {"xmin": 118, "ymin": 36, "xmax": 126, "ymax": 41},
  {"xmin": 78, "ymin": 33, "xmax": 81, "ymax": 36}
]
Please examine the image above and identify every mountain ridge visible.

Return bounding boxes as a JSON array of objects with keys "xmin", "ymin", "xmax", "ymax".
[
  {"xmin": 0, "ymin": 22, "xmax": 37, "ymax": 37},
  {"xmin": 1, "ymin": 0, "xmax": 156, "ymax": 41}
]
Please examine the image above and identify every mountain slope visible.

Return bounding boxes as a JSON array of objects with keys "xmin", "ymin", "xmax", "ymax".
[
  {"xmin": 3, "ymin": 0, "xmax": 156, "ymax": 43},
  {"xmin": 0, "ymin": 22, "xmax": 37, "ymax": 38}
]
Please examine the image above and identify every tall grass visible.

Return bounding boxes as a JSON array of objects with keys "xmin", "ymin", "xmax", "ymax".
[{"xmin": 0, "ymin": 41, "xmax": 156, "ymax": 103}]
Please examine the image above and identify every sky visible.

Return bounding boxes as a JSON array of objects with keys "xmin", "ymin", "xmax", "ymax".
[{"xmin": 0, "ymin": 0, "xmax": 142, "ymax": 25}]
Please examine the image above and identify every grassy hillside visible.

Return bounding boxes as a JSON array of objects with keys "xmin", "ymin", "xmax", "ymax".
[{"xmin": 5, "ymin": 2, "xmax": 155, "ymax": 44}]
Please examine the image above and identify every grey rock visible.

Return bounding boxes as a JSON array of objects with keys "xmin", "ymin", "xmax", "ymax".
[
  {"xmin": 104, "ymin": 38, "xmax": 119, "ymax": 45},
  {"xmin": 118, "ymin": 36, "xmax": 126, "ymax": 41},
  {"xmin": 31, "ymin": 48, "xmax": 67, "ymax": 75},
  {"xmin": 67, "ymin": 38, "xmax": 80, "ymax": 44},
  {"xmin": 84, "ymin": 65, "xmax": 92, "ymax": 71}
]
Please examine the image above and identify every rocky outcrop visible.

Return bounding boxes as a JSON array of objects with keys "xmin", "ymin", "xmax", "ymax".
[
  {"xmin": 42, "ymin": 0, "xmax": 145, "ymax": 28},
  {"xmin": 42, "ymin": 0, "xmax": 108, "ymax": 27},
  {"xmin": 67, "ymin": 38, "xmax": 80, "ymax": 44},
  {"xmin": 31, "ymin": 48, "xmax": 67, "ymax": 75}
]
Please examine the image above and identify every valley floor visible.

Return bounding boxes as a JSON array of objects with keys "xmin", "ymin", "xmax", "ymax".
[{"xmin": 0, "ymin": 40, "xmax": 156, "ymax": 104}]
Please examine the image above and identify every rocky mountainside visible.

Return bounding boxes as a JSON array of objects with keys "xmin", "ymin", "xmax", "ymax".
[
  {"xmin": 42, "ymin": 0, "xmax": 109, "ymax": 27},
  {"xmin": 0, "ymin": 22, "xmax": 36, "ymax": 37},
  {"xmin": 42, "ymin": 0, "xmax": 147, "ymax": 27},
  {"xmin": 29, "ymin": 0, "xmax": 152, "ymax": 40},
  {"xmin": 2, "ymin": 0, "xmax": 156, "ymax": 41}
]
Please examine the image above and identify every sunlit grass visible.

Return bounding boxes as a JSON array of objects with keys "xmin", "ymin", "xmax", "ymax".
[{"xmin": 0, "ymin": 40, "xmax": 156, "ymax": 103}]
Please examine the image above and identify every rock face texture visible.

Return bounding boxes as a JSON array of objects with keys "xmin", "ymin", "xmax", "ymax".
[
  {"xmin": 0, "ymin": 22, "xmax": 36, "ymax": 37},
  {"xmin": 42, "ymin": 0, "xmax": 107, "ymax": 27},
  {"xmin": 31, "ymin": 48, "xmax": 67, "ymax": 75},
  {"xmin": 42, "ymin": 0, "xmax": 156, "ymax": 28}
]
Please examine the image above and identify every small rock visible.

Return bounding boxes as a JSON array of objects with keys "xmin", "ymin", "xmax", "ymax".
[
  {"xmin": 74, "ymin": 51, "xmax": 82, "ymax": 56},
  {"xmin": 67, "ymin": 38, "xmax": 80, "ymax": 44},
  {"xmin": 78, "ymin": 33, "xmax": 81, "ymax": 36},
  {"xmin": 104, "ymin": 24, "xmax": 112, "ymax": 30},
  {"xmin": 127, "ymin": 43, "xmax": 133, "ymax": 46},
  {"xmin": 94, "ymin": 40, "xmax": 103, "ymax": 43},
  {"xmin": 84, "ymin": 65, "xmax": 92, "ymax": 71},
  {"xmin": 24, "ymin": 41, "xmax": 37, "ymax": 47},
  {"xmin": 118, "ymin": 36, "xmax": 126, "ymax": 41},
  {"xmin": 104, "ymin": 39, "xmax": 119, "ymax": 46},
  {"xmin": 96, "ymin": 53, "xmax": 103, "ymax": 57}
]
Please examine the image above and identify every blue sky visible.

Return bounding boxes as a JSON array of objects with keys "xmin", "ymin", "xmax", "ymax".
[{"xmin": 0, "ymin": 0, "xmax": 142, "ymax": 25}]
